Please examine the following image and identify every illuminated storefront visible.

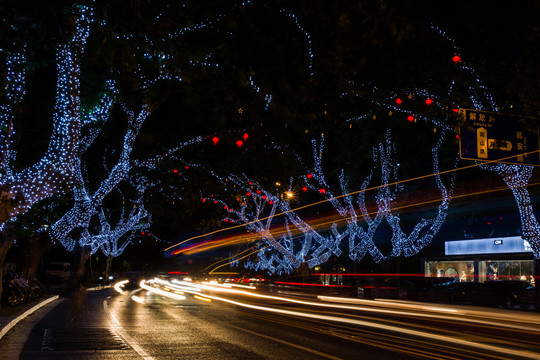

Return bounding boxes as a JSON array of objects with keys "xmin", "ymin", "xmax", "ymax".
[{"xmin": 424, "ymin": 236, "xmax": 535, "ymax": 285}]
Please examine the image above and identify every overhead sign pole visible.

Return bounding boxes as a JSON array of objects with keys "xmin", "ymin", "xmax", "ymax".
[{"xmin": 458, "ymin": 109, "xmax": 540, "ymax": 166}]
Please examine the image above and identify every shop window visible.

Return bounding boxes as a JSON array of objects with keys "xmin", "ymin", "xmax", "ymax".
[{"xmin": 425, "ymin": 261, "xmax": 474, "ymax": 281}]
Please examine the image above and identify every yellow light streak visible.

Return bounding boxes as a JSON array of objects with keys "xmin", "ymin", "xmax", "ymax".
[
  {"xmin": 140, "ymin": 280, "xmax": 187, "ymax": 300},
  {"xmin": 113, "ymin": 280, "xmax": 129, "ymax": 295},
  {"xmin": 194, "ymin": 295, "xmax": 212, "ymax": 302}
]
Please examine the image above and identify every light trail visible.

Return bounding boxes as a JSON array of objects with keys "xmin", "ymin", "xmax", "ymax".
[
  {"xmin": 185, "ymin": 290, "xmax": 540, "ymax": 359},
  {"xmin": 148, "ymin": 279, "xmax": 540, "ymax": 333},
  {"xmin": 113, "ymin": 280, "xmax": 129, "ymax": 295},
  {"xmin": 140, "ymin": 280, "xmax": 187, "ymax": 300},
  {"xmin": 165, "ymin": 149, "xmax": 540, "ymax": 254},
  {"xmin": 204, "ymin": 246, "xmax": 264, "ymax": 271},
  {"xmin": 140, "ymin": 278, "xmax": 540, "ymax": 358}
]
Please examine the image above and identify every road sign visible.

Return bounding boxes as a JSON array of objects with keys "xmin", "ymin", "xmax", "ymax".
[{"xmin": 458, "ymin": 109, "xmax": 540, "ymax": 166}]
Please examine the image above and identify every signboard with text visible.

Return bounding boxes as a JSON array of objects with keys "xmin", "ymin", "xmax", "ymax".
[{"xmin": 459, "ymin": 109, "xmax": 540, "ymax": 166}]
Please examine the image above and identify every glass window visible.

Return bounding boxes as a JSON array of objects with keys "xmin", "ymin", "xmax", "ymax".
[
  {"xmin": 425, "ymin": 260, "xmax": 475, "ymax": 282},
  {"xmin": 479, "ymin": 260, "xmax": 534, "ymax": 283}
]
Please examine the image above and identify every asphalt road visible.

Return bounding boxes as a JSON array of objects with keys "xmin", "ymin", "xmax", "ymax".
[{"xmin": 2, "ymin": 280, "xmax": 540, "ymax": 360}]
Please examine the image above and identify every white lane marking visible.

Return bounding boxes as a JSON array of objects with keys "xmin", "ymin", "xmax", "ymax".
[
  {"xmin": 229, "ymin": 324, "xmax": 344, "ymax": 360},
  {"xmin": 103, "ymin": 298, "xmax": 155, "ymax": 360}
]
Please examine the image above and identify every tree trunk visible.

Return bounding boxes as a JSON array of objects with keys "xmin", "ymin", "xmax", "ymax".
[
  {"xmin": 70, "ymin": 244, "xmax": 91, "ymax": 289},
  {"xmin": 20, "ymin": 232, "xmax": 53, "ymax": 286},
  {"xmin": 105, "ymin": 254, "xmax": 113, "ymax": 285},
  {"xmin": 0, "ymin": 225, "xmax": 18, "ymax": 310}
]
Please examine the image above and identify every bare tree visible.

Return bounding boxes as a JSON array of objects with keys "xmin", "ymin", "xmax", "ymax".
[{"xmin": 303, "ymin": 130, "xmax": 454, "ymax": 263}]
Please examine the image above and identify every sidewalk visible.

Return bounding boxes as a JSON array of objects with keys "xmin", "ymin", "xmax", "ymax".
[{"xmin": 0, "ymin": 295, "xmax": 60, "ymax": 340}]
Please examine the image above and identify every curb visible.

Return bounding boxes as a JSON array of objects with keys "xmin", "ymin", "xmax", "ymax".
[{"xmin": 0, "ymin": 295, "xmax": 59, "ymax": 340}]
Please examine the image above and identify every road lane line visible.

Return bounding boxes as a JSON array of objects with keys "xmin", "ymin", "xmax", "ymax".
[
  {"xmin": 103, "ymin": 298, "xmax": 155, "ymax": 360},
  {"xmin": 228, "ymin": 324, "xmax": 344, "ymax": 360}
]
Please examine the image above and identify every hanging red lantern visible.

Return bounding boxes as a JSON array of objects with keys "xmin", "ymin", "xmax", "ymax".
[
  {"xmin": 256, "ymin": 190, "xmax": 261, "ymax": 194},
  {"xmin": 302, "ymin": 187, "xmax": 308, "ymax": 192},
  {"xmin": 452, "ymin": 55, "xmax": 461, "ymax": 63},
  {"xmin": 407, "ymin": 115, "xmax": 414, "ymax": 122},
  {"xmin": 202, "ymin": 199, "xmax": 206, "ymax": 203},
  {"xmin": 236, "ymin": 140, "xmax": 243, "ymax": 148},
  {"xmin": 246, "ymin": 192, "xmax": 251, "ymax": 196},
  {"xmin": 262, "ymin": 195, "xmax": 267, "ymax": 199},
  {"xmin": 243, "ymin": 133, "xmax": 249, "ymax": 140},
  {"xmin": 212, "ymin": 136, "xmax": 219, "ymax": 145},
  {"xmin": 396, "ymin": 98, "xmax": 402, "ymax": 105},
  {"xmin": 269, "ymin": 200, "xmax": 273, "ymax": 205},
  {"xmin": 319, "ymin": 188, "xmax": 326, "ymax": 194},
  {"xmin": 173, "ymin": 169, "xmax": 178, "ymax": 173},
  {"xmin": 307, "ymin": 174, "xmax": 313, "ymax": 179},
  {"xmin": 425, "ymin": 99, "xmax": 433, "ymax": 106}
]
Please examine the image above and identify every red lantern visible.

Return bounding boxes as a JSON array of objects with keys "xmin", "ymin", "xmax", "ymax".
[
  {"xmin": 243, "ymin": 133, "xmax": 249, "ymax": 140},
  {"xmin": 396, "ymin": 98, "xmax": 402, "ymax": 105},
  {"xmin": 452, "ymin": 55, "xmax": 461, "ymax": 63},
  {"xmin": 256, "ymin": 190, "xmax": 261, "ymax": 194},
  {"xmin": 302, "ymin": 187, "xmax": 308, "ymax": 192},
  {"xmin": 202, "ymin": 199, "xmax": 206, "ymax": 203},
  {"xmin": 307, "ymin": 174, "xmax": 313, "ymax": 179},
  {"xmin": 236, "ymin": 140, "xmax": 243, "ymax": 148},
  {"xmin": 262, "ymin": 195, "xmax": 267, "ymax": 199},
  {"xmin": 425, "ymin": 99, "xmax": 433, "ymax": 106},
  {"xmin": 407, "ymin": 115, "xmax": 414, "ymax": 122},
  {"xmin": 173, "ymin": 169, "xmax": 178, "ymax": 173},
  {"xmin": 269, "ymin": 201, "xmax": 273, "ymax": 205},
  {"xmin": 212, "ymin": 136, "xmax": 219, "ymax": 145},
  {"xmin": 246, "ymin": 192, "xmax": 251, "ymax": 196}
]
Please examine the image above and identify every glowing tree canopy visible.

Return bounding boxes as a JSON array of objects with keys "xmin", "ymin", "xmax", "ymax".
[
  {"xmin": 301, "ymin": 131, "xmax": 454, "ymax": 263},
  {"xmin": 0, "ymin": 6, "xmax": 93, "ymax": 223}
]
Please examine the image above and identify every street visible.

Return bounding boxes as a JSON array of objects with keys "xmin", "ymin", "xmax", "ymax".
[{"xmin": 2, "ymin": 280, "xmax": 540, "ymax": 360}]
